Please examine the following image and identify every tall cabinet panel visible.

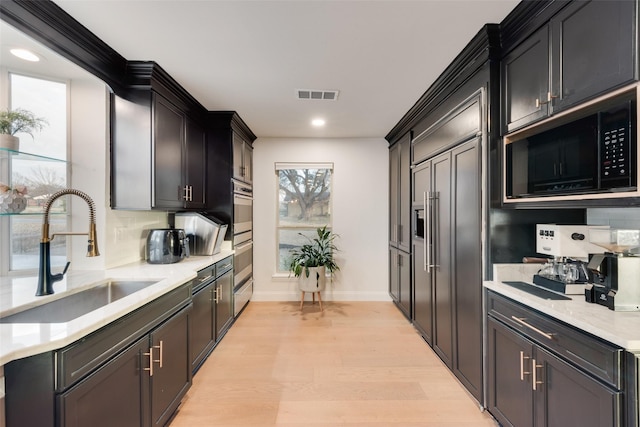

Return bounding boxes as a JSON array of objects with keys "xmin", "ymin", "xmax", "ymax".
[
  {"xmin": 388, "ymin": 132, "xmax": 411, "ymax": 319},
  {"xmin": 451, "ymin": 139, "xmax": 482, "ymax": 398},
  {"xmin": 431, "ymin": 152, "xmax": 453, "ymax": 367},
  {"xmin": 412, "ymin": 162, "xmax": 433, "ymax": 345}
]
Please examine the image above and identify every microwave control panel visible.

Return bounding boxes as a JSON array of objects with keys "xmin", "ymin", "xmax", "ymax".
[{"xmin": 600, "ymin": 103, "xmax": 633, "ymax": 186}]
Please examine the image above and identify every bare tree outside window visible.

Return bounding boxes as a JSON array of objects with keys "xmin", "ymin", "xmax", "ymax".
[{"xmin": 277, "ymin": 168, "xmax": 332, "ymax": 272}]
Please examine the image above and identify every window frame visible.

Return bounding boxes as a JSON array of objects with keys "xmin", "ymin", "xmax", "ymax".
[
  {"xmin": 0, "ymin": 70, "xmax": 71, "ymax": 276},
  {"xmin": 275, "ymin": 163, "xmax": 334, "ymax": 274}
]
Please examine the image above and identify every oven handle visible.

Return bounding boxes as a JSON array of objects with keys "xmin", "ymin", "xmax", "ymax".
[
  {"xmin": 233, "ymin": 193, "xmax": 253, "ymax": 202},
  {"xmin": 235, "ymin": 240, "xmax": 253, "ymax": 254}
]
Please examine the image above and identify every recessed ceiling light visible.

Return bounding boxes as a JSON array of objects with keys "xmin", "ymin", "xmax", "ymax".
[
  {"xmin": 312, "ymin": 119, "xmax": 326, "ymax": 127},
  {"xmin": 10, "ymin": 48, "xmax": 40, "ymax": 62}
]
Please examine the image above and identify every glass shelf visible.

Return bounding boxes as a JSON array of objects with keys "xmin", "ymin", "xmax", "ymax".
[
  {"xmin": 1, "ymin": 148, "xmax": 68, "ymax": 216},
  {"xmin": 0, "ymin": 147, "xmax": 66, "ymax": 163}
]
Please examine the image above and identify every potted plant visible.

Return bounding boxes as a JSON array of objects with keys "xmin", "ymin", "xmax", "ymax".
[
  {"xmin": 0, "ymin": 108, "xmax": 48, "ymax": 151},
  {"xmin": 287, "ymin": 225, "xmax": 340, "ymax": 293},
  {"xmin": 0, "ymin": 183, "xmax": 28, "ymax": 214}
]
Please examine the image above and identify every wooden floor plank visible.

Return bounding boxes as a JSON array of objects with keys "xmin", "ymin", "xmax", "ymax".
[{"xmin": 169, "ymin": 301, "xmax": 497, "ymax": 427}]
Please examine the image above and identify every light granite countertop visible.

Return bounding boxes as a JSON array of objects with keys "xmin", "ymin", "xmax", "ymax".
[
  {"xmin": 486, "ymin": 264, "xmax": 640, "ymax": 352},
  {"xmin": 0, "ymin": 251, "xmax": 233, "ymax": 366}
]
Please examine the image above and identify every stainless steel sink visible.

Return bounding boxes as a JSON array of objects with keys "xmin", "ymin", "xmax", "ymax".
[{"xmin": 0, "ymin": 280, "xmax": 159, "ymax": 324}]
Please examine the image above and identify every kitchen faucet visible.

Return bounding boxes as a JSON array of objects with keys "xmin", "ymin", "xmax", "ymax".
[{"xmin": 36, "ymin": 188, "xmax": 100, "ymax": 296}]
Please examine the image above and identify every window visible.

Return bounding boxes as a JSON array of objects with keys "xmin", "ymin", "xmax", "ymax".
[
  {"xmin": 276, "ymin": 163, "xmax": 333, "ymax": 272},
  {"xmin": 1, "ymin": 73, "xmax": 68, "ymax": 274}
]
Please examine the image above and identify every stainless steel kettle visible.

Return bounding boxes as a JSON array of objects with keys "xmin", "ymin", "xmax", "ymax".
[{"xmin": 146, "ymin": 228, "xmax": 190, "ymax": 264}]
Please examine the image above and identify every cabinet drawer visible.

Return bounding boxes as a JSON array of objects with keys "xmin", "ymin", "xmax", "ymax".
[
  {"xmin": 58, "ymin": 283, "xmax": 192, "ymax": 391},
  {"xmin": 216, "ymin": 256, "xmax": 233, "ymax": 277},
  {"xmin": 487, "ymin": 290, "xmax": 622, "ymax": 389}
]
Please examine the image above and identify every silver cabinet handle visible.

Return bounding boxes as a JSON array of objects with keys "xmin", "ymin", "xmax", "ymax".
[
  {"xmin": 214, "ymin": 286, "xmax": 220, "ymax": 304},
  {"xmin": 511, "ymin": 316, "xmax": 554, "ymax": 340},
  {"xmin": 532, "ymin": 358, "xmax": 543, "ymax": 391},
  {"xmin": 520, "ymin": 351, "xmax": 531, "ymax": 381},
  {"xmin": 143, "ymin": 347, "xmax": 154, "ymax": 377},
  {"xmin": 156, "ymin": 341, "xmax": 163, "ymax": 368}
]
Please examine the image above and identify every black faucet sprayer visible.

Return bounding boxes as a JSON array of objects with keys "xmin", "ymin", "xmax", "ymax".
[{"xmin": 36, "ymin": 188, "xmax": 99, "ymax": 296}]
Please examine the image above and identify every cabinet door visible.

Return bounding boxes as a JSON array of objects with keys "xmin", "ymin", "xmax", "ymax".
[
  {"xmin": 432, "ymin": 152, "xmax": 452, "ymax": 368},
  {"xmin": 60, "ymin": 337, "xmax": 148, "ymax": 427},
  {"xmin": 389, "ymin": 246, "xmax": 399, "ymax": 302},
  {"xmin": 398, "ymin": 136, "xmax": 411, "ymax": 252},
  {"xmin": 502, "ymin": 25, "xmax": 550, "ymax": 133},
  {"xmin": 153, "ymin": 95, "xmax": 184, "ymax": 209},
  {"xmin": 185, "ymin": 119, "xmax": 207, "ymax": 209},
  {"xmin": 412, "ymin": 158, "xmax": 431, "ymax": 207},
  {"xmin": 150, "ymin": 306, "xmax": 191, "ymax": 427},
  {"xmin": 190, "ymin": 283, "xmax": 215, "ymax": 373},
  {"xmin": 232, "ymin": 132, "xmax": 246, "ymax": 181},
  {"xmin": 243, "ymin": 143, "xmax": 253, "ymax": 184},
  {"xmin": 412, "ymin": 239, "xmax": 432, "ymax": 345},
  {"xmin": 487, "ymin": 318, "xmax": 535, "ymax": 427},
  {"xmin": 551, "ymin": 0, "xmax": 635, "ymax": 112},
  {"xmin": 215, "ymin": 269, "xmax": 234, "ymax": 340},
  {"xmin": 398, "ymin": 250, "xmax": 411, "ymax": 318},
  {"xmin": 389, "ymin": 143, "xmax": 399, "ymax": 246},
  {"xmin": 533, "ymin": 347, "xmax": 621, "ymax": 427},
  {"xmin": 451, "ymin": 139, "xmax": 482, "ymax": 401}
]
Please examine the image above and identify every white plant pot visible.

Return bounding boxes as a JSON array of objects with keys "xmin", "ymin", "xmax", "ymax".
[
  {"xmin": 297, "ymin": 266, "xmax": 326, "ymax": 292},
  {"xmin": 0, "ymin": 192, "xmax": 27, "ymax": 214},
  {"xmin": 0, "ymin": 134, "xmax": 19, "ymax": 151}
]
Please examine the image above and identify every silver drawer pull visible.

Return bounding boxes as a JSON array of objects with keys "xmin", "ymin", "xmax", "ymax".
[{"xmin": 511, "ymin": 316, "xmax": 554, "ymax": 340}]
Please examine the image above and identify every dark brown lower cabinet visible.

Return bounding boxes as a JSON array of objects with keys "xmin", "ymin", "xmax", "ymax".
[
  {"xmin": 60, "ymin": 306, "xmax": 191, "ymax": 427},
  {"xmin": 5, "ymin": 283, "xmax": 193, "ymax": 427},
  {"xmin": 190, "ymin": 281, "xmax": 216, "ymax": 372},
  {"xmin": 150, "ymin": 307, "xmax": 191, "ymax": 426},
  {"xmin": 215, "ymin": 266, "xmax": 234, "ymax": 339},
  {"xmin": 389, "ymin": 246, "xmax": 411, "ymax": 319},
  {"xmin": 190, "ymin": 256, "xmax": 235, "ymax": 374},
  {"xmin": 487, "ymin": 296, "xmax": 622, "ymax": 427},
  {"xmin": 60, "ymin": 338, "xmax": 148, "ymax": 427}
]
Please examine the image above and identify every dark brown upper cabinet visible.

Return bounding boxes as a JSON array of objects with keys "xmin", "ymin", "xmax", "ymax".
[
  {"xmin": 111, "ymin": 62, "xmax": 208, "ymax": 211},
  {"xmin": 502, "ymin": 0, "xmax": 637, "ymax": 133}
]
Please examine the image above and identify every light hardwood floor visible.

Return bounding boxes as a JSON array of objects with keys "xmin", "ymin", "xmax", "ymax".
[{"xmin": 169, "ymin": 301, "xmax": 498, "ymax": 427}]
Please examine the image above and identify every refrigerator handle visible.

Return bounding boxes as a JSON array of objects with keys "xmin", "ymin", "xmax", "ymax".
[
  {"xmin": 424, "ymin": 191, "xmax": 430, "ymax": 273},
  {"xmin": 431, "ymin": 191, "xmax": 440, "ymax": 269}
]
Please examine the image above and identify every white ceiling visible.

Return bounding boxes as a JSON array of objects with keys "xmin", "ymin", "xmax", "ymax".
[{"xmin": 9, "ymin": 1, "xmax": 521, "ymax": 139}]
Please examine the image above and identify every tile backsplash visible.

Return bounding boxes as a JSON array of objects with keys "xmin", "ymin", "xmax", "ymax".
[{"xmin": 587, "ymin": 208, "xmax": 640, "ymax": 229}]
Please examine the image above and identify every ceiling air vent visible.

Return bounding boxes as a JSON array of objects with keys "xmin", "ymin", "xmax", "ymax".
[{"xmin": 296, "ymin": 89, "xmax": 339, "ymax": 101}]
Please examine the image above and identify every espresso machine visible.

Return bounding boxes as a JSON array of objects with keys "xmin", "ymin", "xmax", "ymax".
[
  {"xmin": 534, "ymin": 224, "xmax": 608, "ymax": 294},
  {"xmin": 585, "ymin": 228, "xmax": 640, "ymax": 311}
]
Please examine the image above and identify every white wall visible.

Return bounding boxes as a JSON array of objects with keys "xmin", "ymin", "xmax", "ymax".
[{"xmin": 252, "ymin": 137, "xmax": 390, "ymax": 301}]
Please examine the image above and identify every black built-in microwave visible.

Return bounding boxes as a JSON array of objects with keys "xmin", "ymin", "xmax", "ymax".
[{"xmin": 506, "ymin": 97, "xmax": 636, "ymax": 199}]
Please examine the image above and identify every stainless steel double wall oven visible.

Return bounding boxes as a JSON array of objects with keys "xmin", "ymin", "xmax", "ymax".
[{"xmin": 233, "ymin": 179, "xmax": 253, "ymax": 315}]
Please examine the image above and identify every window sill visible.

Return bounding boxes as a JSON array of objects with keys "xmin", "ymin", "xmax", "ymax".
[{"xmin": 271, "ymin": 273, "xmax": 295, "ymax": 281}]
